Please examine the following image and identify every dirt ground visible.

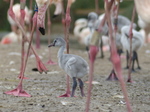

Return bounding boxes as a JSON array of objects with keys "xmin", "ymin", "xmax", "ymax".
[{"xmin": 0, "ymin": 35, "xmax": 150, "ymax": 112}]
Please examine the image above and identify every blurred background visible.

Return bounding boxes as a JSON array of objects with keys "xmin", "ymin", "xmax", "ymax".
[{"xmin": 0, "ymin": 0, "xmax": 135, "ymax": 33}]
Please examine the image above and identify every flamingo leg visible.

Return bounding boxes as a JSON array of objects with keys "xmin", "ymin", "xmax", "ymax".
[
  {"xmin": 125, "ymin": 50, "xmax": 129, "ymax": 69},
  {"xmin": 127, "ymin": 6, "xmax": 136, "ymax": 83},
  {"xmin": 46, "ymin": 6, "xmax": 57, "ymax": 65},
  {"xmin": 132, "ymin": 51, "xmax": 136, "ymax": 72},
  {"xmin": 78, "ymin": 78, "xmax": 85, "ymax": 97},
  {"xmin": 59, "ymin": 74, "xmax": 71, "ymax": 97},
  {"xmin": 106, "ymin": 1, "xmax": 120, "ymax": 81},
  {"xmin": 58, "ymin": 0, "xmax": 72, "ymax": 97},
  {"xmin": 18, "ymin": 0, "xmax": 29, "ymax": 79},
  {"xmin": 71, "ymin": 77, "xmax": 77, "ymax": 97},
  {"xmin": 5, "ymin": 0, "xmax": 31, "ymax": 97},
  {"xmin": 106, "ymin": 69, "xmax": 118, "ymax": 81},
  {"xmin": 22, "ymin": 10, "xmax": 48, "ymax": 73},
  {"xmin": 28, "ymin": 0, "xmax": 32, "ymax": 31},
  {"xmin": 95, "ymin": 0, "xmax": 99, "ymax": 14},
  {"xmin": 135, "ymin": 51, "xmax": 141, "ymax": 69},
  {"xmin": 35, "ymin": 26, "xmax": 40, "ymax": 49},
  {"xmin": 5, "ymin": 3, "xmax": 48, "ymax": 97},
  {"xmin": 105, "ymin": 0, "xmax": 132, "ymax": 112},
  {"xmin": 8, "ymin": 2, "xmax": 48, "ymax": 73},
  {"xmin": 85, "ymin": 45, "xmax": 98, "ymax": 111}
]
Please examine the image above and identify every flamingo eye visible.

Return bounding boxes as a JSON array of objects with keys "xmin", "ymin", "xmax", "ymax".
[{"xmin": 54, "ymin": 40, "xmax": 57, "ymax": 43}]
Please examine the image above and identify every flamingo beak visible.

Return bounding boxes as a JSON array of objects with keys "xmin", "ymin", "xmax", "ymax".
[
  {"xmin": 48, "ymin": 40, "xmax": 57, "ymax": 47},
  {"xmin": 48, "ymin": 43, "xmax": 54, "ymax": 47},
  {"xmin": 39, "ymin": 27, "xmax": 45, "ymax": 35},
  {"xmin": 37, "ymin": 4, "xmax": 48, "ymax": 35}
]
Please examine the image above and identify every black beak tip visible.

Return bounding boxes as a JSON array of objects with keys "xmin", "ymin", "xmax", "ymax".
[
  {"xmin": 39, "ymin": 27, "xmax": 45, "ymax": 35},
  {"xmin": 48, "ymin": 44, "xmax": 53, "ymax": 47},
  {"xmin": 52, "ymin": 14, "xmax": 58, "ymax": 18}
]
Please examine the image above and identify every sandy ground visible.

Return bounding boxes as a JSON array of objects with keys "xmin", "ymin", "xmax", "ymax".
[{"xmin": 0, "ymin": 36, "xmax": 150, "ymax": 112}]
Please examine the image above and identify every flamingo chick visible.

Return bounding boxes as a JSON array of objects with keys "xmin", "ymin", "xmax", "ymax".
[
  {"xmin": 121, "ymin": 25, "xmax": 144, "ymax": 72},
  {"xmin": 48, "ymin": 37, "xmax": 89, "ymax": 97}
]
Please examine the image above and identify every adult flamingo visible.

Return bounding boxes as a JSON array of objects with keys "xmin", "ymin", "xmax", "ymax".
[
  {"xmin": 4, "ymin": 0, "xmax": 48, "ymax": 97},
  {"xmin": 35, "ymin": 0, "xmax": 63, "ymax": 49},
  {"xmin": 35, "ymin": 0, "xmax": 64, "ymax": 35}
]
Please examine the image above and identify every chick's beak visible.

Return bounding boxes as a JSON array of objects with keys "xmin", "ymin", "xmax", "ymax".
[{"xmin": 48, "ymin": 43, "xmax": 54, "ymax": 47}]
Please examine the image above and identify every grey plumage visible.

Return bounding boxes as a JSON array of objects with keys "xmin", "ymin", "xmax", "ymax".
[
  {"xmin": 88, "ymin": 12, "xmax": 108, "ymax": 35},
  {"xmin": 48, "ymin": 37, "xmax": 89, "ymax": 97},
  {"xmin": 113, "ymin": 15, "xmax": 137, "ymax": 33}
]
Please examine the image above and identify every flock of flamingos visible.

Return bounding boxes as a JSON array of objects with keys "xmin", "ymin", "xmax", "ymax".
[{"xmin": 0, "ymin": 0, "xmax": 150, "ymax": 112}]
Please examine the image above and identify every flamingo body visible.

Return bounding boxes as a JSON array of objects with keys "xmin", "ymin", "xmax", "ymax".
[{"xmin": 7, "ymin": 3, "xmax": 32, "ymax": 25}]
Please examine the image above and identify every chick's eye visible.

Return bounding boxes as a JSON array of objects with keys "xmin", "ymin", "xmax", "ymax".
[{"xmin": 54, "ymin": 40, "xmax": 57, "ymax": 44}]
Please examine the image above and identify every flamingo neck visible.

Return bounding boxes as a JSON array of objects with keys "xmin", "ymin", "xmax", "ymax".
[
  {"xmin": 74, "ymin": 25, "xmax": 86, "ymax": 37},
  {"xmin": 58, "ymin": 45, "xmax": 66, "ymax": 58}
]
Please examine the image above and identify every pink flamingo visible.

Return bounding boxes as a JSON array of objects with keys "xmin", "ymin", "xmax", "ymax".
[
  {"xmin": 35, "ymin": 0, "xmax": 62, "ymax": 63},
  {"xmin": 85, "ymin": 0, "xmax": 132, "ymax": 112},
  {"xmin": 35, "ymin": 0, "xmax": 63, "ymax": 47},
  {"xmin": 4, "ymin": 0, "xmax": 48, "ymax": 97}
]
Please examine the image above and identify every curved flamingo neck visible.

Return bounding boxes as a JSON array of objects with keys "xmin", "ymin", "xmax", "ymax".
[{"xmin": 58, "ymin": 45, "xmax": 66, "ymax": 58}]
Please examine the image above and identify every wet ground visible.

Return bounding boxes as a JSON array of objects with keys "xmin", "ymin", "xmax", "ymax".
[{"xmin": 0, "ymin": 36, "xmax": 150, "ymax": 112}]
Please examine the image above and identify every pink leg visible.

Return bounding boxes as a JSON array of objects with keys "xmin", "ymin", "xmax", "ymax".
[
  {"xmin": 5, "ymin": 0, "xmax": 30, "ymax": 97},
  {"xmin": 85, "ymin": 45, "xmax": 98, "ymax": 111},
  {"xmin": 11, "ymin": 25, "xmax": 18, "ymax": 34},
  {"xmin": 36, "ymin": 26, "xmax": 40, "ymax": 49},
  {"xmin": 59, "ymin": 75, "xmax": 71, "ymax": 97},
  {"xmin": 10, "ymin": 7, "xmax": 48, "ymax": 73},
  {"xmin": 5, "ymin": 76, "xmax": 31, "ymax": 97},
  {"xmin": 30, "ymin": 11, "xmax": 48, "ymax": 73},
  {"xmin": 106, "ymin": 69, "xmax": 118, "ymax": 81},
  {"xmin": 5, "ymin": 3, "xmax": 48, "ymax": 97},
  {"xmin": 105, "ymin": 0, "xmax": 132, "ymax": 111},
  {"xmin": 18, "ymin": 8, "xmax": 29, "ymax": 79},
  {"xmin": 18, "ymin": 37, "xmax": 29, "ymax": 79},
  {"xmin": 95, "ymin": 0, "xmax": 99, "ymax": 14},
  {"xmin": 46, "ymin": 7, "xmax": 57, "ymax": 65},
  {"xmin": 58, "ymin": 2, "xmax": 72, "ymax": 97},
  {"xmin": 106, "ymin": 2, "xmax": 120, "ymax": 81},
  {"xmin": 127, "ymin": 6, "xmax": 136, "ymax": 83}
]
